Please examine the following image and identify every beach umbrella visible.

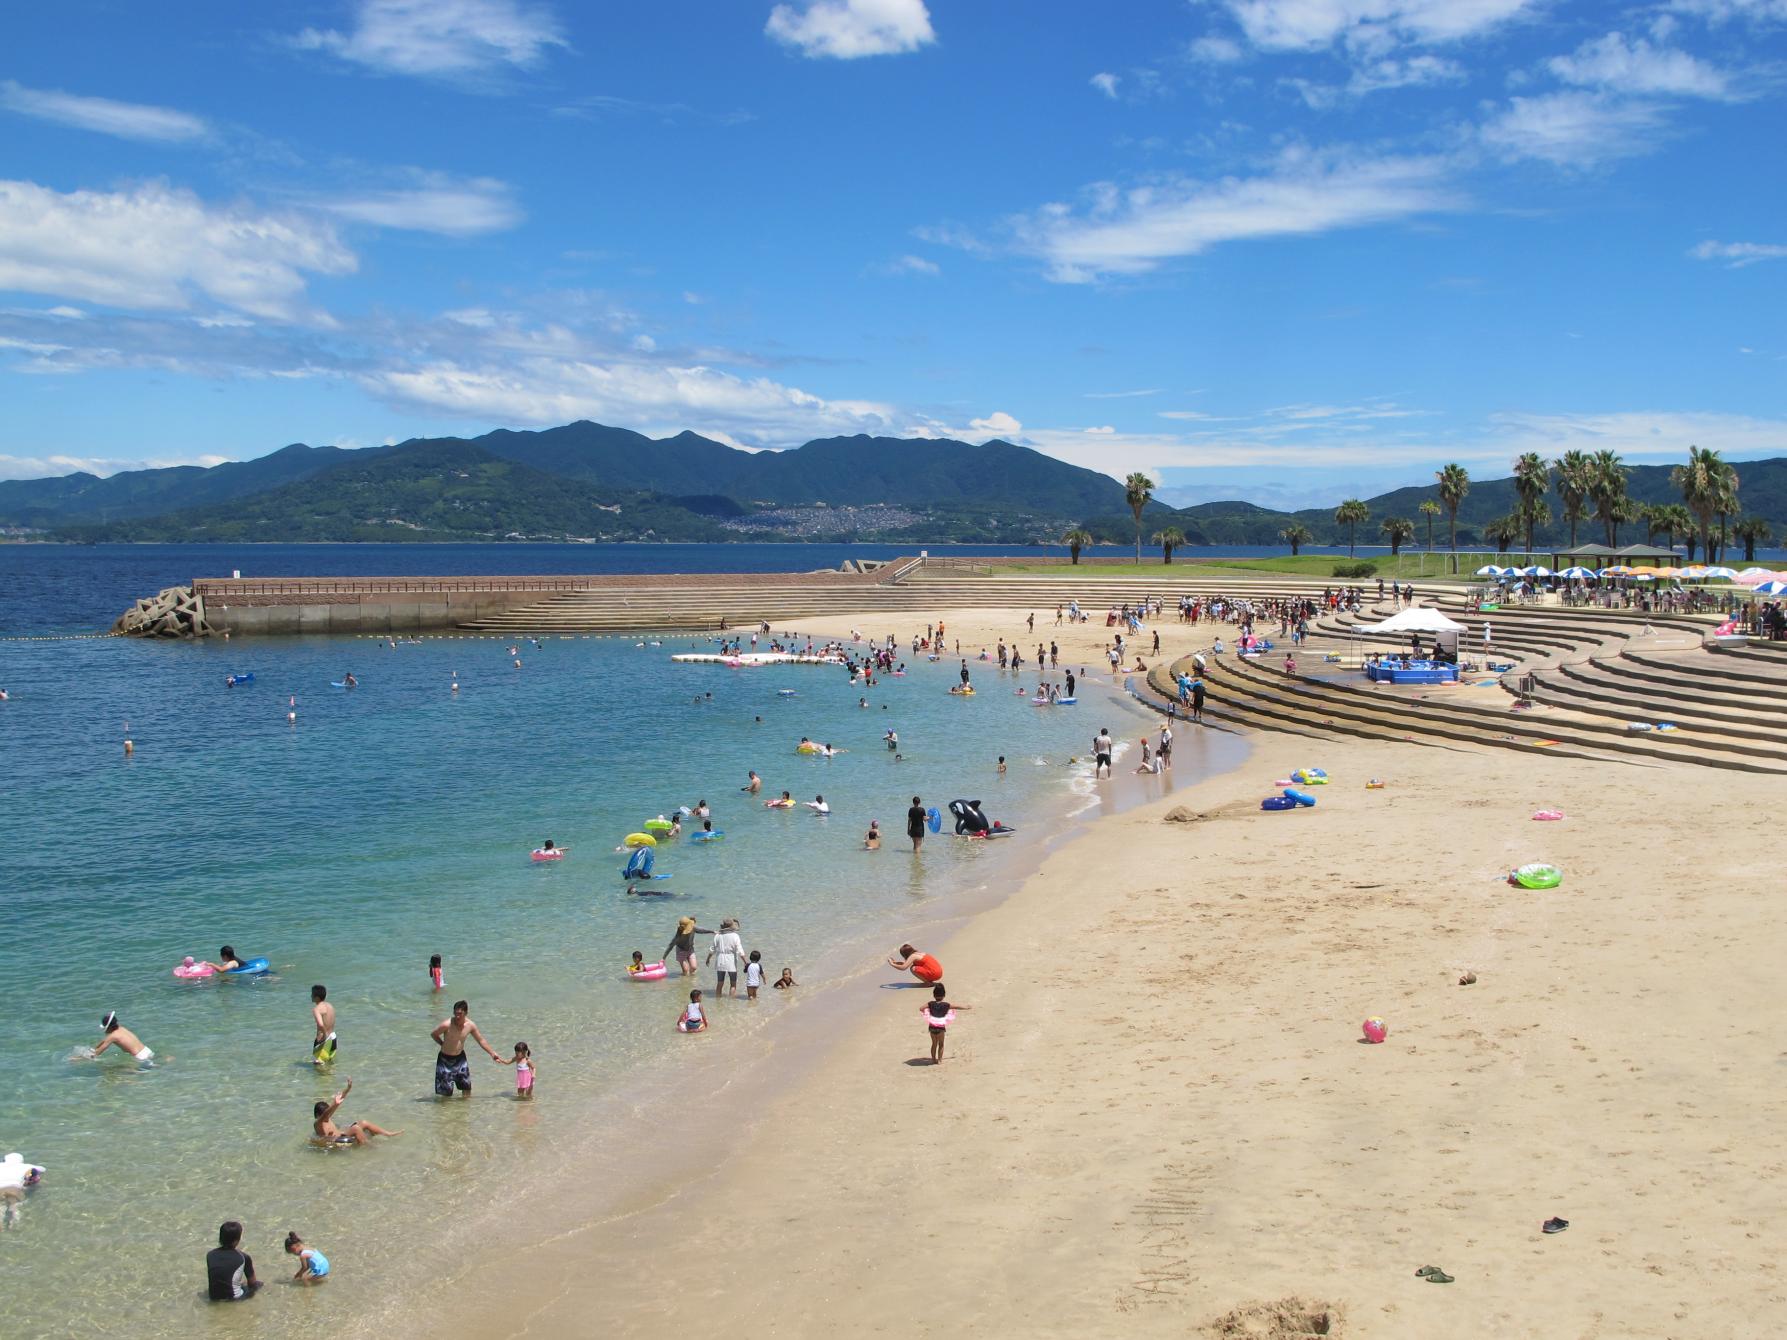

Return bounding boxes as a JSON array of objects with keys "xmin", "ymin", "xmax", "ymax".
[
  {"xmin": 1558, "ymin": 566, "xmax": 1595, "ymax": 578},
  {"xmin": 1755, "ymin": 580, "xmax": 1787, "ymax": 596},
  {"xmin": 1736, "ymin": 566, "xmax": 1774, "ymax": 580},
  {"xmin": 1529, "ymin": 565, "xmax": 1553, "ymax": 577},
  {"xmin": 1603, "ymin": 565, "xmax": 1636, "ymax": 576},
  {"xmin": 1654, "ymin": 567, "xmax": 1683, "ymax": 578},
  {"xmin": 1631, "ymin": 572, "xmax": 1655, "ymax": 581},
  {"xmin": 1703, "ymin": 566, "xmax": 1739, "ymax": 579},
  {"xmin": 1679, "ymin": 566, "xmax": 1709, "ymax": 581},
  {"xmin": 1474, "ymin": 565, "xmax": 1505, "ymax": 577}
]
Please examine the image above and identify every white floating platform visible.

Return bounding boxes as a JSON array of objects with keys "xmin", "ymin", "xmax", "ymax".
[{"xmin": 670, "ymin": 652, "xmax": 848, "ymax": 667}]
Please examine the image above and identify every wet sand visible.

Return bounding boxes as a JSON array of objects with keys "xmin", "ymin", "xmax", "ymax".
[{"xmin": 416, "ymin": 606, "xmax": 1787, "ymax": 1338}]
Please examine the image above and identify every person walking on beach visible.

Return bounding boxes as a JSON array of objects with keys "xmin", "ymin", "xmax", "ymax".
[
  {"xmin": 907, "ymin": 795, "xmax": 928, "ymax": 852},
  {"xmin": 1093, "ymin": 728, "xmax": 1114, "ymax": 778},
  {"xmin": 91, "ymin": 1012, "xmax": 154, "ymax": 1068},
  {"xmin": 1191, "ymin": 678, "xmax": 1206, "ymax": 723},
  {"xmin": 709, "ymin": 919, "xmax": 745, "ymax": 997},
  {"xmin": 430, "ymin": 1001, "xmax": 503, "ymax": 1098},
  {"xmin": 921, "ymin": 983, "xmax": 969, "ymax": 1064},
  {"xmin": 664, "ymin": 917, "xmax": 713, "ymax": 977},
  {"xmin": 1158, "ymin": 723, "xmax": 1173, "ymax": 770},
  {"xmin": 310, "ymin": 985, "xmax": 337, "ymax": 1067}
]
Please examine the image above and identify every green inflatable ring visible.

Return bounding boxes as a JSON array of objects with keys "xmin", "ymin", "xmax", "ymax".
[{"xmin": 1511, "ymin": 863, "xmax": 1561, "ymax": 889}]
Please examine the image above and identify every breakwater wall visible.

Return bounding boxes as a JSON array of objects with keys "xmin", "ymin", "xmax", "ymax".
[{"xmin": 128, "ymin": 564, "xmax": 916, "ymax": 636}]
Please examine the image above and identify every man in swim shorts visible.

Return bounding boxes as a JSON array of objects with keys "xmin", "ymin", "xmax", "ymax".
[
  {"xmin": 430, "ymin": 1000, "xmax": 503, "ymax": 1098},
  {"xmin": 1093, "ymin": 728, "xmax": 1114, "ymax": 778},
  {"xmin": 92, "ymin": 1012, "xmax": 154, "ymax": 1067},
  {"xmin": 310, "ymin": 984, "xmax": 337, "ymax": 1067}
]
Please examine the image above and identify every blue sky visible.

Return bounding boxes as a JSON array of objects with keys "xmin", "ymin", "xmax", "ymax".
[{"xmin": 1, "ymin": 0, "xmax": 1783, "ymax": 507}]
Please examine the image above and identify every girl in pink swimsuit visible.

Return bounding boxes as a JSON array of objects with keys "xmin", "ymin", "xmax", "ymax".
[{"xmin": 507, "ymin": 1041, "xmax": 535, "ymax": 1099}]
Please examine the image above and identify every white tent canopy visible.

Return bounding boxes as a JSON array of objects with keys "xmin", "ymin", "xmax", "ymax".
[{"xmin": 1354, "ymin": 606, "xmax": 1466, "ymax": 634}]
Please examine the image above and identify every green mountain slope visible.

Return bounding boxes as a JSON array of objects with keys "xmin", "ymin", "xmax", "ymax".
[
  {"xmin": 53, "ymin": 441, "xmax": 722, "ymax": 543},
  {"xmin": 0, "ymin": 442, "xmax": 352, "ymax": 527}
]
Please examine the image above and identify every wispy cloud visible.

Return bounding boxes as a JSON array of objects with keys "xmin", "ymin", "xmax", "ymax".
[
  {"xmin": 872, "ymin": 253, "xmax": 940, "ymax": 277},
  {"xmin": 292, "ymin": 0, "xmax": 566, "ymax": 80},
  {"xmin": 1479, "ymin": 91, "xmax": 1669, "ymax": 167},
  {"xmin": 1090, "ymin": 72, "xmax": 1121, "ymax": 99},
  {"xmin": 0, "ymin": 80, "xmax": 209, "ymax": 143},
  {"xmin": 1085, "ymin": 388, "xmax": 1163, "ymax": 399},
  {"xmin": 1547, "ymin": 31, "xmax": 1737, "ymax": 99},
  {"xmin": 1010, "ymin": 148, "xmax": 1458, "ymax": 283},
  {"xmin": 318, "ymin": 173, "xmax": 523, "ymax": 237},
  {"xmin": 0, "ymin": 179, "xmax": 353, "ymax": 321},
  {"xmin": 0, "ymin": 450, "xmax": 232, "ymax": 481},
  {"xmin": 1217, "ymin": 0, "xmax": 1541, "ymax": 52},
  {"xmin": 1689, "ymin": 239, "xmax": 1787, "ymax": 267},
  {"xmin": 766, "ymin": 0, "xmax": 936, "ymax": 59}
]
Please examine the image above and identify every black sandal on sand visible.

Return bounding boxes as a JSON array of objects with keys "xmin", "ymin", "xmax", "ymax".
[
  {"xmin": 1415, "ymin": 1266, "xmax": 1438, "ymax": 1277},
  {"xmin": 1543, "ymin": 1218, "xmax": 1569, "ymax": 1234},
  {"xmin": 1425, "ymin": 1270, "xmax": 1455, "ymax": 1284}
]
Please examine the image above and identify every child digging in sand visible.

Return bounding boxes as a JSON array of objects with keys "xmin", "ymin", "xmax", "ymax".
[{"xmin": 921, "ymin": 983, "xmax": 969, "ymax": 1064}]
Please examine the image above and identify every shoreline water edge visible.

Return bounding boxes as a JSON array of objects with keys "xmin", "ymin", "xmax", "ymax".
[{"xmin": 383, "ymin": 607, "xmax": 1786, "ymax": 1340}]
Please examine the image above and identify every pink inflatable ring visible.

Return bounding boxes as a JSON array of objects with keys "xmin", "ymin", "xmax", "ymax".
[{"xmin": 627, "ymin": 961, "xmax": 669, "ymax": 982}]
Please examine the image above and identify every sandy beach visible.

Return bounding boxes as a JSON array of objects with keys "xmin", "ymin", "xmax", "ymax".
[{"xmin": 421, "ymin": 602, "xmax": 1787, "ymax": 1339}]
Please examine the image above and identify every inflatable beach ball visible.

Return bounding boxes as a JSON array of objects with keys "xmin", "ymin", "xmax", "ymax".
[{"xmin": 1362, "ymin": 1017, "xmax": 1388, "ymax": 1044}]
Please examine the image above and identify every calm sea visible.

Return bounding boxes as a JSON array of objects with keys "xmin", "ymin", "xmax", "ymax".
[{"xmin": 0, "ymin": 549, "xmax": 1245, "ymax": 1338}]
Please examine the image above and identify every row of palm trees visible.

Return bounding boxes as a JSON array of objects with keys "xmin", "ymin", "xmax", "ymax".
[{"xmin": 1059, "ymin": 451, "xmax": 1771, "ymax": 565}]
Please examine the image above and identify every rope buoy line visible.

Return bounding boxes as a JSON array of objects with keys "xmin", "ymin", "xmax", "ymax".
[{"xmin": 0, "ymin": 630, "xmax": 121, "ymax": 642}]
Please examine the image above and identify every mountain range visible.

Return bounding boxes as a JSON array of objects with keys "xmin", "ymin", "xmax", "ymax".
[{"xmin": 3, "ymin": 420, "xmax": 1782, "ymax": 549}]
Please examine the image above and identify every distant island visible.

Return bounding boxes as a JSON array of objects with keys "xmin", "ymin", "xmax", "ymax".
[{"xmin": 1, "ymin": 420, "xmax": 1779, "ymax": 559}]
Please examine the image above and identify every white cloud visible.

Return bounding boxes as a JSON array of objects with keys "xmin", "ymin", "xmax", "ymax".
[
  {"xmin": 1013, "ymin": 148, "xmax": 1458, "ymax": 282},
  {"xmin": 1084, "ymin": 425, "xmax": 1116, "ymax": 434},
  {"xmin": 875, "ymin": 253, "xmax": 940, "ymax": 276},
  {"xmin": 1219, "ymin": 0, "xmax": 1539, "ymax": 52},
  {"xmin": 319, "ymin": 174, "xmax": 523, "ymax": 236},
  {"xmin": 0, "ymin": 81, "xmax": 209, "ymax": 143},
  {"xmin": 1188, "ymin": 34, "xmax": 1246, "ymax": 63},
  {"xmin": 0, "ymin": 179, "xmax": 354, "ymax": 320},
  {"xmin": 45, "ymin": 305, "xmax": 86, "ymax": 319},
  {"xmin": 1689, "ymin": 239, "xmax": 1787, "ymax": 267},
  {"xmin": 631, "ymin": 333, "xmax": 657, "ymax": 352},
  {"xmin": 969, "ymin": 411, "xmax": 1022, "ymax": 439},
  {"xmin": 766, "ymin": 0, "xmax": 935, "ymax": 59},
  {"xmin": 1548, "ymin": 32, "xmax": 1735, "ymax": 99},
  {"xmin": 1479, "ymin": 92, "xmax": 1668, "ymax": 167},
  {"xmin": 1670, "ymin": 0, "xmax": 1787, "ymax": 23},
  {"xmin": 293, "ymin": 0, "xmax": 566, "ymax": 79},
  {"xmin": 1091, "ymin": 72, "xmax": 1121, "ymax": 98},
  {"xmin": 1086, "ymin": 388, "xmax": 1163, "ymax": 398},
  {"xmin": 366, "ymin": 358, "xmax": 900, "ymax": 445},
  {"xmin": 1348, "ymin": 53, "xmax": 1464, "ymax": 94}
]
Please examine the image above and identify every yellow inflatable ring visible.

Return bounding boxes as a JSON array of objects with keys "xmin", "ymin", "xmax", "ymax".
[{"xmin": 623, "ymin": 833, "xmax": 657, "ymax": 848}]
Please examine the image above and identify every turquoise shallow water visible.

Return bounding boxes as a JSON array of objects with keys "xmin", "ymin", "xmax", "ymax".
[{"xmin": 0, "ymin": 628, "xmax": 1194, "ymax": 1337}]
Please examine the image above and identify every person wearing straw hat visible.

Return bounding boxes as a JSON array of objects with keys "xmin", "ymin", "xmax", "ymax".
[{"xmin": 664, "ymin": 916, "xmax": 713, "ymax": 977}]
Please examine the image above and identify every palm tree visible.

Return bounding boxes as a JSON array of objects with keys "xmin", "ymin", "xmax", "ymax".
[
  {"xmin": 1062, "ymin": 526, "xmax": 1093, "ymax": 565},
  {"xmin": 1279, "ymin": 523, "xmax": 1313, "ymax": 556},
  {"xmin": 1380, "ymin": 516, "xmax": 1416, "ymax": 557},
  {"xmin": 1610, "ymin": 496, "xmax": 1640, "ymax": 548},
  {"xmin": 1734, "ymin": 516, "xmax": 1773, "ymax": 563},
  {"xmin": 1436, "ymin": 463, "xmax": 1470, "ymax": 565},
  {"xmin": 1335, "ymin": 499, "xmax": 1370, "ymax": 557},
  {"xmin": 1590, "ymin": 450, "xmax": 1628, "ymax": 546},
  {"xmin": 1484, "ymin": 514, "xmax": 1521, "ymax": 553},
  {"xmin": 1519, "ymin": 497, "xmax": 1553, "ymax": 555},
  {"xmin": 1418, "ymin": 498, "xmax": 1441, "ymax": 551},
  {"xmin": 1511, "ymin": 451, "xmax": 1550, "ymax": 554},
  {"xmin": 1555, "ymin": 449, "xmax": 1594, "ymax": 549},
  {"xmin": 1153, "ymin": 526, "xmax": 1185, "ymax": 564},
  {"xmin": 1640, "ymin": 503, "xmax": 1662, "ymax": 544},
  {"xmin": 1649, "ymin": 503, "xmax": 1689, "ymax": 552},
  {"xmin": 1713, "ymin": 465, "xmax": 1740, "ymax": 563},
  {"xmin": 1672, "ymin": 445, "xmax": 1731, "ymax": 569},
  {"xmin": 1124, "ymin": 472, "xmax": 1154, "ymax": 564}
]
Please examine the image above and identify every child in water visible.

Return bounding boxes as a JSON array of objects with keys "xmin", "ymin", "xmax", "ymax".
[
  {"xmin": 504, "ymin": 1041, "xmax": 535, "ymax": 1099},
  {"xmin": 678, "ymin": 990, "xmax": 707, "ymax": 1033},
  {"xmin": 745, "ymin": 950, "xmax": 764, "ymax": 1001},
  {"xmin": 864, "ymin": 820, "xmax": 880, "ymax": 850},
  {"xmin": 628, "ymin": 951, "xmax": 650, "ymax": 974},
  {"xmin": 429, "ymin": 954, "xmax": 444, "ymax": 992},
  {"xmin": 922, "ymin": 983, "xmax": 969, "ymax": 1065},
  {"xmin": 774, "ymin": 968, "xmax": 797, "ymax": 990},
  {"xmin": 285, "ymin": 1233, "xmax": 330, "ymax": 1284}
]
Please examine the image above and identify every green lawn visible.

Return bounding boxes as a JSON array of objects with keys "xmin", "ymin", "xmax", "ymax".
[{"xmin": 991, "ymin": 552, "xmax": 1501, "ymax": 580}]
